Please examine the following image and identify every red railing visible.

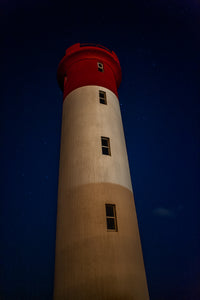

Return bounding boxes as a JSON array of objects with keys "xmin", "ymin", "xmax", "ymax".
[{"xmin": 80, "ymin": 43, "xmax": 112, "ymax": 53}]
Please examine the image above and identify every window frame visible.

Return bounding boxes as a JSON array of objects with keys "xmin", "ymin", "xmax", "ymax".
[
  {"xmin": 105, "ymin": 204, "xmax": 118, "ymax": 232},
  {"xmin": 99, "ymin": 90, "xmax": 107, "ymax": 105},
  {"xmin": 101, "ymin": 136, "xmax": 111, "ymax": 156},
  {"xmin": 97, "ymin": 62, "xmax": 104, "ymax": 72}
]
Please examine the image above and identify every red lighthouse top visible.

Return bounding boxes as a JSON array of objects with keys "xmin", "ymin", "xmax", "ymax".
[{"xmin": 57, "ymin": 43, "xmax": 122, "ymax": 99}]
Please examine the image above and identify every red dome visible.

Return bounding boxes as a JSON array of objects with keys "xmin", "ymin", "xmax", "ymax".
[{"xmin": 57, "ymin": 43, "xmax": 122, "ymax": 99}]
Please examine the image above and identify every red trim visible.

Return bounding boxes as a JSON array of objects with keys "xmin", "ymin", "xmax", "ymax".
[{"xmin": 57, "ymin": 43, "xmax": 122, "ymax": 99}]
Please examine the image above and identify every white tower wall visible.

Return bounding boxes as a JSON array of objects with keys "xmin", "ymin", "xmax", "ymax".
[
  {"xmin": 54, "ymin": 85, "xmax": 149, "ymax": 299},
  {"xmin": 58, "ymin": 86, "xmax": 132, "ymax": 191}
]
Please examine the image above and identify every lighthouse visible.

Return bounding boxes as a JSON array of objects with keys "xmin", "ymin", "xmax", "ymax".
[{"xmin": 54, "ymin": 43, "xmax": 149, "ymax": 299}]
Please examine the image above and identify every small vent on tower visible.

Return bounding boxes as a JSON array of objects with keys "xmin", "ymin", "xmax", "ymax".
[
  {"xmin": 101, "ymin": 137, "xmax": 111, "ymax": 156},
  {"xmin": 105, "ymin": 204, "xmax": 118, "ymax": 231},
  {"xmin": 97, "ymin": 62, "xmax": 104, "ymax": 72},
  {"xmin": 99, "ymin": 90, "xmax": 107, "ymax": 105}
]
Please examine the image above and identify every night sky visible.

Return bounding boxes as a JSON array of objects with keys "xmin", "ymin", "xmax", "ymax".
[{"xmin": 1, "ymin": 0, "xmax": 200, "ymax": 299}]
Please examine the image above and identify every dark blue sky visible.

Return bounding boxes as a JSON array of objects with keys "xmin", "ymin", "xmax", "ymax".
[{"xmin": 1, "ymin": 0, "xmax": 200, "ymax": 299}]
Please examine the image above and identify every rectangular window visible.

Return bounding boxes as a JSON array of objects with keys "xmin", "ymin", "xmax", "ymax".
[
  {"xmin": 105, "ymin": 204, "xmax": 118, "ymax": 231},
  {"xmin": 101, "ymin": 137, "xmax": 111, "ymax": 156},
  {"xmin": 97, "ymin": 62, "xmax": 104, "ymax": 72},
  {"xmin": 99, "ymin": 90, "xmax": 107, "ymax": 105}
]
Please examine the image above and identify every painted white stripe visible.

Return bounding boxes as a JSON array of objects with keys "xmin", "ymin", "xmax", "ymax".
[{"xmin": 59, "ymin": 86, "xmax": 133, "ymax": 192}]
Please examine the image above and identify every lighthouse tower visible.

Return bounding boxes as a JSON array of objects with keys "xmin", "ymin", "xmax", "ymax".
[{"xmin": 54, "ymin": 43, "xmax": 149, "ymax": 299}]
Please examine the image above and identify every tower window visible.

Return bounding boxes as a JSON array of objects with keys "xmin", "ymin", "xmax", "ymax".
[
  {"xmin": 99, "ymin": 90, "xmax": 107, "ymax": 105},
  {"xmin": 97, "ymin": 62, "xmax": 104, "ymax": 72},
  {"xmin": 105, "ymin": 204, "xmax": 118, "ymax": 231},
  {"xmin": 101, "ymin": 137, "xmax": 111, "ymax": 156}
]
